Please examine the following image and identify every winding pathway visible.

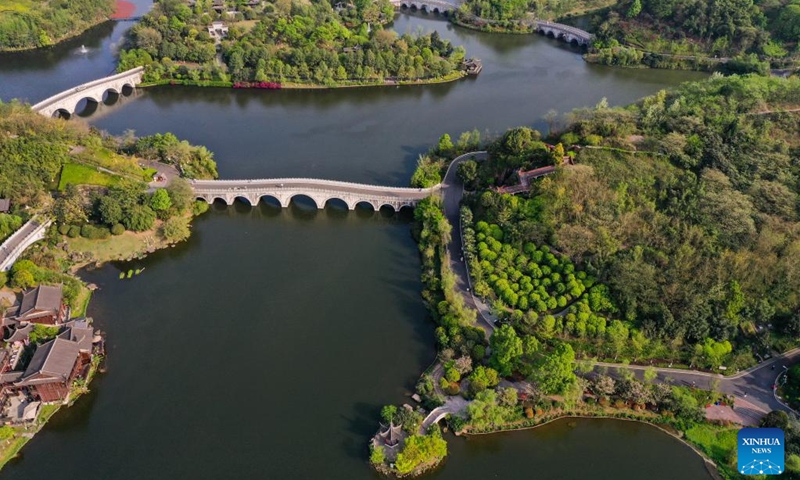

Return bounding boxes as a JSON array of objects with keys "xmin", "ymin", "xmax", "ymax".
[{"xmin": 440, "ymin": 151, "xmax": 497, "ymax": 337}]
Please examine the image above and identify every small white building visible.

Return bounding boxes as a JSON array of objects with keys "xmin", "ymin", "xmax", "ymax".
[{"xmin": 207, "ymin": 21, "xmax": 229, "ymax": 38}]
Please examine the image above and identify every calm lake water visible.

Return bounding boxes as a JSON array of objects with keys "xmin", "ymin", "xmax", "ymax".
[{"xmin": 0, "ymin": 10, "xmax": 713, "ymax": 480}]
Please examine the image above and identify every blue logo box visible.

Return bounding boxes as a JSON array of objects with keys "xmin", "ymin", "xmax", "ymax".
[{"xmin": 738, "ymin": 428, "xmax": 784, "ymax": 475}]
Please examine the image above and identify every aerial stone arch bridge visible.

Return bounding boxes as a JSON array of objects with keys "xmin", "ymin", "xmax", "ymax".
[
  {"xmin": 533, "ymin": 21, "xmax": 593, "ymax": 46},
  {"xmin": 191, "ymin": 178, "xmax": 440, "ymax": 212},
  {"xmin": 390, "ymin": 0, "xmax": 460, "ymax": 13},
  {"xmin": 30, "ymin": 67, "xmax": 145, "ymax": 118}
]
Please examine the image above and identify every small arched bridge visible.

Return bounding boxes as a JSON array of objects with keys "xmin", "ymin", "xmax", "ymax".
[
  {"xmin": 31, "ymin": 67, "xmax": 145, "ymax": 118},
  {"xmin": 191, "ymin": 178, "xmax": 440, "ymax": 211},
  {"xmin": 534, "ymin": 20, "xmax": 593, "ymax": 46},
  {"xmin": 390, "ymin": 0, "xmax": 459, "ymax": 13}
]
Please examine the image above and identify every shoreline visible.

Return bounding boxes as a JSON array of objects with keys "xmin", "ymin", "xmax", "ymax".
[
  {"xmin": 139, "ymin": 71, "xmax": 468, "ymax": 91},
  {"xmin": 0, "ymin": 18, "xmax": 113, "ymax": 54},
  {"xmin": 0, "ymin": 354, "xmax": 103, "ymax": 469},
  {"xmin": 459, "ymin": 414, "xmax": 724, "ymax": 480}
]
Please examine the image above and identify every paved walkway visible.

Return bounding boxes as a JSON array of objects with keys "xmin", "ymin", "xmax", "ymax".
[
  {"xmin": 593, "ymin": 350, "xmax": 800, "ymax": 416},
  {"xmin": 440, "ymin": 151, "xmax": 497, "ymax": 338}
]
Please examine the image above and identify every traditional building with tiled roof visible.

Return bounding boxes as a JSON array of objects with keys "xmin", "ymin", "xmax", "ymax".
[{"xmin": 9, "ymin": 285, "xmax": 68, "ymax": 325}]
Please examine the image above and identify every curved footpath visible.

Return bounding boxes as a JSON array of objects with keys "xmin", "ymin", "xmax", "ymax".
[{"xmin": 440, "ymin": 151, "xmax": 497, "ymax": 336}]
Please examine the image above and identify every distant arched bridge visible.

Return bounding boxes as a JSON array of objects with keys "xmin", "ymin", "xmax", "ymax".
[
  {"xmin": 191, "ymin": 178, "xmax": 440, "ymax": 211},
  {"xmin": 534, "ymin": 20, "xmax": 593, "ymax": 46},
  {"xmin": 31, "ymin": 67, "xmax": 144, "ymax": 118},
  {"xmin": 390, "ymin": 0, "xmax": 460, "ymax": 13}
]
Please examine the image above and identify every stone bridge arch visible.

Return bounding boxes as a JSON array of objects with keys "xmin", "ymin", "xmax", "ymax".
[{"xmin": 31, "ymin": 67, "xmax": 145, "ymax": 118}]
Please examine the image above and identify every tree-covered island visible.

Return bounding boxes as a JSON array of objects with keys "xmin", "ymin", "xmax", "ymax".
[
  {"xmin": 118, "ymin": 0, "xmax": 473, "ymax": 88},
  {"xmin": 0, "ymin": 0, "xmax": 115, "ymax": 51},
  {"xmin": 371, "ymin": 74, "xmax": 800, "ymax": 479}
]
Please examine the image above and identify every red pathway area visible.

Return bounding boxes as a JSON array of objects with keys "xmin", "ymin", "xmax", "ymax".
[
  {"xmin": 110, "ymin": 0, "xmax": 136, "ymax": 19},
  {"xmin": 705, "ymin": 397, "xmax": 764, "ymax": 426}
]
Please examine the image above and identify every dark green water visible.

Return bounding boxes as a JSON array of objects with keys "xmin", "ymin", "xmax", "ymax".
[
  {"xmin": 1, "ymin": 205, "xmax": 712, "ymax": 480},
  {"xmin": 0, "ymin": 11, "xmax": 714, "ymax": 480}
]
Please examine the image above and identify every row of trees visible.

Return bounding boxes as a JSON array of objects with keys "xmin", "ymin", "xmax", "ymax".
[
  {"xmin": 0, "ymin": 0, "xmax": 114, "ymax": 50},
  {"xmin": 121, "ymin": 0, "xmax": 468, "ymax": 86},
  {"xmin": 459, "ymin": 371, "xmax": 705, "ymax": 433}
]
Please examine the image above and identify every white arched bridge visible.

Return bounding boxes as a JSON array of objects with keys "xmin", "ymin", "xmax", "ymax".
[
  {"xmin": 390, "ymin": 0, "xmax": 459, "ymax": 13},
  {"xmin": 31, "ymin": 67, "xmax": 144, "ymax": 118},
  {"xmin": 191, "ymin": 178, "xmax": 439, "ymax": 211},
  {"xmin": 534, "ymin": 20, "xmax": 593, "ymax": 46}
]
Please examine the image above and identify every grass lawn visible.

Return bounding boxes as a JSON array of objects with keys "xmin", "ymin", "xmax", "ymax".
[
  {"xmin": 0, "ymin": 435, "xmax": 30, "ymax": 469},
  {"xmin": 684, "ymin": 424, "xmax": 740, "ymax": 478},
  {"xmin": 67, "ymin": 229, "xmax": 165, "ymax": 266},
  {"xmin": 58, "ymin": 163, "xmax": 119, "ymax": 190},
  {"xmin": 237, "ymin": 19, "xmax": 259, "ymax": 32},
  {"xmin": 0, "ymin": 0, "xmax": 34, "ymax": 14},
  {"xmin": 71, "ymin": 286, "xmax": 92, "ymax": 317},
  {"xmin": 142, "ymin": 167, "xmax": 158, "ymax": 181}
]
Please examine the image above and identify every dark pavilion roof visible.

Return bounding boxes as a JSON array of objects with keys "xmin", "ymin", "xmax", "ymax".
[
  {"xmin": 378, "ymin": 422, "xmax": 403, "ymax": 447},
  {"xmin": 15, "ymin": 285, "xmax": 63, "ymax": 321}
]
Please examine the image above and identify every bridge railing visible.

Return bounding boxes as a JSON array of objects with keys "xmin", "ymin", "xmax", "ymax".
[
  {"xmin": 191, "ymin": 177, "xmax": 441, "ymax": 194},
  {"xmin": 0, "ymin": 217, "xmax": 50, "ymax": 272},
  {"xmin": 193, "ymin": 187, "xmax": 433, "ymax": 203},
  {"xmin": 534, "ymin": 20, "xmax": 592, "ymax": 40},
  {"xmin": 31, "ymin": 66, "xmax": 145, "ymax": 113}
]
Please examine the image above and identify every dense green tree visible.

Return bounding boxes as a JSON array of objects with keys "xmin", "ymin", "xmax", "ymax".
[
  {"xmin": 96, "ymin": 196, "xmax": 123, "ymax": 226},
  {"xmin": 125, "ymin": 205, "xmax": 156, "ymax": 232},
  {"xmin": 468, "ymin": 366, "xmax": 500, "ymax": 395},
  {"xmin": 167, "ymin": 178, "xmax": 194, "ymax": 212},
  {"xmin": 380, "ymin": 405, "xmax": 397, "ymax": 424},
  {"xmin": 54, "ymin": 185, "xmax": 88, "ymax": 226},
  {"xmin": 394, "ymin": 430, "xmax": 447, "ymax": 475},
  {"xmin": 457, "ymin": 160, "xmax": 478, "ymax": 186},
  {"xmin": 529, "ymin": 342, "xmax": 576, "ymax": 395},
  {"xmin": 149, "ymin": 189, "xmax": 172, "ymax": 212},
  {"xmin": 489, "ymin": 324, "xmax": 523, "ymax": 377},
  {"xmin": 161, "ymin": 217, "xmax": 190, "ymax": 242}
]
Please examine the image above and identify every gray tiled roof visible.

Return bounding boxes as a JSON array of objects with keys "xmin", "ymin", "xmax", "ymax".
[
  {"xmin": 0, "ymin": 371, "xmax": 22, "ymax": 384},
  {"xmin": 59, "ymin": 322, "xmax": 93, "ymax": 352},
  {"xmin": 17, "ymin": 337, "xmax": 79, "ymax": 385},
  {"xmin": 16, "ymin": 285, "xmax": 63, "ymax": 320},
  {"xmin": 0, "ymin": 199, "xmax": 8, "ymax": 212},
  {"xmin": 6, "ymin": 324, "xmax": 33, "ymax": 343}
]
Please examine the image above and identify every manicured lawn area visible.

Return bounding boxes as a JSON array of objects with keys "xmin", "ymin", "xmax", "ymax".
[
  {"xmin": 58, "ymin": 163, "xmax": 119, "ymax": 190},
  {"xmin": 67, "ymin": 229, "xmax": 164, "ymax": 266},
  {"xmin": 685, "ymin": 424, "xmax": 739, "ymax": 477}
]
